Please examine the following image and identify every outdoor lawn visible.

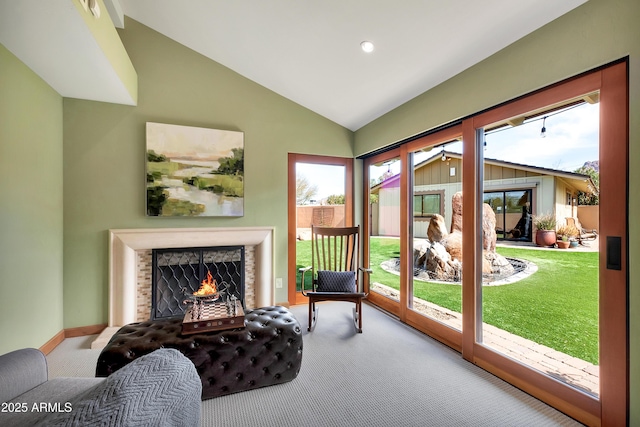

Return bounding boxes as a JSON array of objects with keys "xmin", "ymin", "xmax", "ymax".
[{"xmin": 296, "ymin": 237, "xmax": 599, "ymax": 365}]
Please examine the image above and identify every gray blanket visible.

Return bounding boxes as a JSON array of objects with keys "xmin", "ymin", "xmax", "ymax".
[{"xmin": 41, "ymin": 348, "xmax": 201, "ymax": 426}]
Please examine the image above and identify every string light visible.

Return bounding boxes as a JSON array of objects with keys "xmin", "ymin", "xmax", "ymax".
[{"xmin": 483, "ymin": 102, "xmax": 585, "ymax": 137}]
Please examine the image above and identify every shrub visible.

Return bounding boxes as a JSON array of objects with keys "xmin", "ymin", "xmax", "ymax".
[
  {"xmin": 533, "ymin": 213, "xmax": 556, "ymax": 231},
  {"xmin": 557, "ymin": 224, "xmax": 580, "ymax": 239}
]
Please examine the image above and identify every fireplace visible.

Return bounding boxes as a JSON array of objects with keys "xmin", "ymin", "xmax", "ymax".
[
  {"xmin": 91, "ymin": 227, "xmax": 275, "ymax": 349},
  {"xmin": 151, "ymin": 246, "xmax": 245, "ymax": 320}
]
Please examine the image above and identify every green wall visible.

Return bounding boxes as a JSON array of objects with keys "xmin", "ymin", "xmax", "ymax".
[
  {"xmin": 2, "ymin": 0, "xmax": 638, "ymax": 420},
  {"xmin": 0, "ymin": 44, "xmax": 64, "ymax": 355},
  {"xmin": 62, "ymin": 18, "xmax": 353, "ymax": 328},
  {"xmin": 354, "ymin": 0, "xmax": 639, "ymax": 422}
]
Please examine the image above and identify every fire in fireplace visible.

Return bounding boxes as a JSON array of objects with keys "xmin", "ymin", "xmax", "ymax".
[{"xmin": 151, "ymin": 246, "xmax": 244, "ymax": 320}]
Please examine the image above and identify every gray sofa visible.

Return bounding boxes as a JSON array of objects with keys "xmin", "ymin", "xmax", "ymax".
[{"xmin": 0, "ymin": 347, "xmax": 202, "ymax": 426}]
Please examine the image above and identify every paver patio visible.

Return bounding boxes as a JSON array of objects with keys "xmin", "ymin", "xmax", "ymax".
[{"xmin": 372, "ymin": 237, "xmax": 601, "ymax": 397}]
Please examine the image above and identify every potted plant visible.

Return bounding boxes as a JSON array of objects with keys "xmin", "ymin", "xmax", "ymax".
[
  {"xmin": 557, "ymin": 223, "xmax": 580, "ymax": 249},
  {"xmin": 556, "ymin": 233, "xmax": 571, "ymax": 249},
  {"xmin": 533, "ymin": 213, "xmax": 557, "ymax": 247}
]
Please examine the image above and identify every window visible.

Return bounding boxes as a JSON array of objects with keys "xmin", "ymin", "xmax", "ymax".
[{"xmin": 413, "ymin": 192, "xmax": 442, "ymax": 218}]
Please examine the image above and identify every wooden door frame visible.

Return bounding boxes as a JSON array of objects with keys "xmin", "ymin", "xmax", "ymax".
[
  {"xmin": 361, "ymin": 148, "xmax": 403, "ymax": 317},
  {"xmin": 287, "ymin": 153, "xmax": 354, "ymax": 306},
  {"xmin": 361, "ymin": 60, "xmax": 628, "ymax": 425},
  {"xmin": 464, "ymin": 60, "xmax": 628, "ymax": 426},
  {"xmin": 404, "ymin": 126, "xmax": 465, "ymax": 351}
]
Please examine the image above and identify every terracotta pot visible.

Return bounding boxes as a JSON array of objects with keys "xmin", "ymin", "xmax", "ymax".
[
  {"xmin": 557, "ymin": 240, "xmax": 570, "ymax": 249},
  {"xmin": 535, "ymin": 230, "xmax": 557, "ymax": 247}
]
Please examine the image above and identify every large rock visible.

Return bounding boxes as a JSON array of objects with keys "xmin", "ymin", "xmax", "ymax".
[
  {"xmin": 443, "ymin": 231, "xmax": 462, "ymax": 262},
  {"xmin": 410, "ymin": 192, "xmax": 504, "ymax": 283},
  {"xmin": 412, "ymin": 239, "xmax": 462, "ymax": 281},
  {"xmin": 413, "ymin": 239, "xmax": 430, "ymax": 270},
  {"xmin": 427, "ymin": 214, "xmax": 448, "ymax": 243},
  {"xmin": 450, "ymin": 192, "xmax": 463, "ymax": 233},
  {"xmin": 425, "ymin": 242, "xmax": 461, "ymax": 281},
  {"xmin": 483, "ymin": 251, "xmax": 514, "ymax": 277},
  {"xmin": 482, "ymin": 204, "xmax": 497, "ymax": 252},
  {"xmin": 448, "ymin": 191, "xmax": 497, "ymax": 253}
]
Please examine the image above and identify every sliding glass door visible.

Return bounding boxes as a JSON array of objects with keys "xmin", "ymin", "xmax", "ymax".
[
  {"xmin": 364, "ymin": 128, "xmax": 465, "ymax": 348},
  {"xmin": 406, "ymin": 131, "xmax": 465, "ymax": 345},
  {"xmin": 478, "ymin": 98, "xmax": 601, "ymax": 401},
  {"xmin": 365, "ymin": 149, "xmax": 402, "ymax": 316},
  {"xmin": 362, "ymin": 61, "xmax": 628, "ymax": 425}
]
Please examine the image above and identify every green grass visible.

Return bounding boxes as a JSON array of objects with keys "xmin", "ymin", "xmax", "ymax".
[
  {"xmin": 296, "ymin": 238, "xmax": 599, "ymax": 364},
  {"xmin": 295, "ymin": 240, "xmax": 310, "ymax": 291},
  {"xmin": 483, "ymin": 247, "xmax": 598, "ymax": 364}
]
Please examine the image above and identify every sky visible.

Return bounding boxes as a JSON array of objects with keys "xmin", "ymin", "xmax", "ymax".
[
  {"xmin": 482, "ymin": 101, "xmax": 599, "ymax": 172},
  {"xmin": 297, "ymin": 101, "xmax": 599, "ymax": 198},
  {"xmin": 296, "ymin": 163, "xmax": 346, "ymax": 201}
]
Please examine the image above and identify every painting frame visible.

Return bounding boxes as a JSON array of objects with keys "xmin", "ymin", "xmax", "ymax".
[{"xmin": 146, "ymin": 122, "xmax": 244, "ymax": 217}]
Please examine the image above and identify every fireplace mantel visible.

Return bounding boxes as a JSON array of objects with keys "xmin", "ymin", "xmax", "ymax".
[{"xmin": 109, "ymin": 227, "xmax": 275, "ymax": 327}]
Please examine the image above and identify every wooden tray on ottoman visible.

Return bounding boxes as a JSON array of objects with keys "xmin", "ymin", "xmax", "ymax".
[{"xmin": 182, "ymin": 300, "xmax": 245, "ymax": 335}]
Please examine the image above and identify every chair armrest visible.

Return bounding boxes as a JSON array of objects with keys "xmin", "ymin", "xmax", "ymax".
[
  {"xmin": 299, "ymin": 266, "xmax": 312, "ymax": 296},
  {"xmin": 358, "ymin": 267, "xmax": 373, "ymax": 294},
  {"xmin": 0, "ymin": 348, "xmax": 48, "ymax": 403},
  {"xmin": 46, "ymin": 349, "xmax": 201, "ymax": 426}
]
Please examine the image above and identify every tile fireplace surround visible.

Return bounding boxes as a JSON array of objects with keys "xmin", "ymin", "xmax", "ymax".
[{"xmin": 91, "ymin": 227, "xmax": 275, "ymax": 349}]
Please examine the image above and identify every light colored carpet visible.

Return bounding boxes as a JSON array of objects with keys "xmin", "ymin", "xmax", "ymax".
[{"xmin": 46, "ymin": 302, "xmax": 583, "ymax": 426}]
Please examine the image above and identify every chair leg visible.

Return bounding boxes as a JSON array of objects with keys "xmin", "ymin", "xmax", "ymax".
[
  {"xmin": 308, "ymin": 300, "xmax": 318, "ymax": 332},
  {"xmin": 352, "ymin": 299, "xmax": 363, "ymax": 333}
]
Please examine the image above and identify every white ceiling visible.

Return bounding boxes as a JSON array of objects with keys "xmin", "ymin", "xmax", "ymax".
[
  {"xmin": 1, "ymin": 0, "xmax": 587, "ymax": 131},
  {"xmin": 118, "ymin": 0, "xmax": 586, "ymax": 130}
]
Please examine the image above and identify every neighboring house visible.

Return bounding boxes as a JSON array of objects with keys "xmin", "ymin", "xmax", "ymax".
[{"xmin": 370, "ymin": 151, "xmax": 597, "ymax": 241}]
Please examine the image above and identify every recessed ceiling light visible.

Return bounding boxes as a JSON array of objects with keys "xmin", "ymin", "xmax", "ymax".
[{"xmin": 360, "ymin": 41, "xmax": 375, "ymax": 53}]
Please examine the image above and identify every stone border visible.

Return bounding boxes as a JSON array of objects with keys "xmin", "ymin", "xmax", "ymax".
[{"xmin": 379, "ymin": 258, "xmax": 538, "ymax": 286}]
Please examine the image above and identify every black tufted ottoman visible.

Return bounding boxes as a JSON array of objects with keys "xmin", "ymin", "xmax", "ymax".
[{"xmin": 96, "ymin": 306, "xmax": 303, "ymax": 400}]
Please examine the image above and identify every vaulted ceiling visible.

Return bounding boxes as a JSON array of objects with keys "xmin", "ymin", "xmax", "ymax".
[{"xmin": 1, "ymin": 0, "xmax": 587, "ymax": 130}]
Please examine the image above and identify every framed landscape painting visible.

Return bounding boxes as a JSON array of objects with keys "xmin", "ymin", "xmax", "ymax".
[{"xmin": 146, "ymin": 122, "xmax": 244, "ymax": 217}]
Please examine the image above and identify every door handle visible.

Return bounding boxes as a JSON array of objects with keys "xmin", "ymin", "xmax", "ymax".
[{"xmin": 606, "ymin": 236, "xmax": 622, "ymax": 271}]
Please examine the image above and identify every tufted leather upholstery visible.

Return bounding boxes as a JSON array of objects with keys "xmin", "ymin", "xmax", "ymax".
[{"xmin": 96, "ymin": 306, "xmax": 303, "ymax": 400}]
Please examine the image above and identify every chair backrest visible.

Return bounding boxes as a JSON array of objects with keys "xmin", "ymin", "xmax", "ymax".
[
  {"xmin": 310, "ymin": 225, "xmax": 360, "ymax": 285},
  {"xmin": 566, "ymin": 217, "xmax": 585, "ymax": 231}
]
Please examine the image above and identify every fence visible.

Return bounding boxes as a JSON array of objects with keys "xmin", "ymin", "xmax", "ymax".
[{"xmin": 296, "ymin": 205, "xmax": 345, "ymax": 228}]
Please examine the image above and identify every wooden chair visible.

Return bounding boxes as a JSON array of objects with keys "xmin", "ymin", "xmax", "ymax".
[
  {"xmin": 299, "ymin": 225, "xmax": 371, "ymax": 333},
  {"xmin": 566, "ymin": 217, "xmax": 598, "ymax": 246}
]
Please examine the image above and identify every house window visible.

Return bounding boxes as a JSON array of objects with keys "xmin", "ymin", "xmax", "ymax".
[{"xmin": 413, "ymin": 192, "xmax": 442, "ymax": 218}]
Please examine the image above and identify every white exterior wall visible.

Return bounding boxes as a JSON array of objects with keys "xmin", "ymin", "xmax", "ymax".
[
  {"xmin": 377, "ymin": 175, "xmax": 558, "ymax": 237},
  {"xmin": 377, "ymin": 186, "xmax": 400, "ymax": 236},
  {"xmin": 555, "ymin": 178, "xmax": 578, "ymax": 228}
]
